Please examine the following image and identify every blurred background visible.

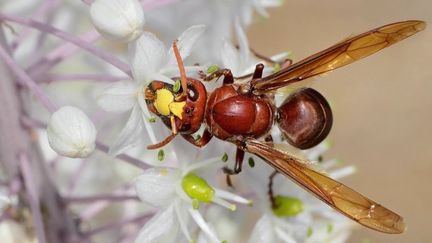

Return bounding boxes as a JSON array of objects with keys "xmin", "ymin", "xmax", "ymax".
[{"xmin": 249, "ymin": 0, "xmax": 431, "ymax": 242}]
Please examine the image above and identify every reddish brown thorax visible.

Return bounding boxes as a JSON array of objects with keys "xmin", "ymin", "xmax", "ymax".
[
  {"xmin": 144, "ymin": 78, "xmax": 207, "ymax": 135},
  {"xmin": 206, "ymin": 84, "xmax": 275, "ymax": 141}
]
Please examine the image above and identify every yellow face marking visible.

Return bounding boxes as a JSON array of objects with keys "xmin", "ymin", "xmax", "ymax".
[
  {"xmin": 154, "ymin": 89, "xmax": 174, "ymax": 116},
  {"xmin": 154, "ymin": 88, "xmax": 186, "ymax": 119},
  {"xmin": 169, "ymin": 101, "xmax": 186, "ymax": 119}
]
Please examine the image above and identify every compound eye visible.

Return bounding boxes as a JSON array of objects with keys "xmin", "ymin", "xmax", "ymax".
[{"xmin": 277, "ymin": 88, "xmax": 333, "ymax": 149}]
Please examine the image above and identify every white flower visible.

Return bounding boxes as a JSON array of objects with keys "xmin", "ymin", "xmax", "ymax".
[
  {"xmin": 90, "ymin": 0, "xmax": 145, "ymax": 42},
  {"xmin": 47, "ymin": 106, "xmax": 97, "ymax": 158},
  {"xmin": 220, "ymin": 19, "xmax": 257, "ymax": 77},
  {"xmin": 245, "ymin": 0, "xmax": 285, "ymax": 22},
  {"xmin": 134, "ymin": 157, "xmax": 251, "ymax": 243},
  {"xmin": 220, "ymin": 19, "xmax": 290, "ymax": 78},
  {"xmin": 97, "ymin": 25, "xmax": 205, "ymax": 156},
  {"xmin": 143, "ymin": 0, "xmax": 284, "ymax": 63}
]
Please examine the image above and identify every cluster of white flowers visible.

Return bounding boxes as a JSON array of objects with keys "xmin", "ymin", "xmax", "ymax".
[{"xmin": 0, "ymin": 0, "xmax": 355, "ymax": 242}]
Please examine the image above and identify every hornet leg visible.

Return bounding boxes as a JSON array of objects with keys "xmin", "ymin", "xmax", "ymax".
[
  {"xmin": 223, "ymin": 147, "xmax": 244, "ymax": 187},
  {"xmin": 181, "ymin": 129, "xmax": 213, "ymax": 148}
]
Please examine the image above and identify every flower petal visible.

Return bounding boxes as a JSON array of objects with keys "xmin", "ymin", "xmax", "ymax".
[
  {"xmin": 188, "ymin": 208, "xmax": 220, "ymax": 243},
  {"xmin": 129, "ymin": 32, "xmax": 167, "ymax": 83},
  {"xmin": 174, "ymin": 201, "xmax": 192, "ymax": 242},
  {"xmin": 220, "ymin": 39, "xmax": 239, "ymax": 74},
  {"xmin": 248, "ymin": 215, "xmax": 277, "ymax": 243},
  {"xmin": 135, "ymin": 205, "xmax": 178, "ymax": 243},
  {"xmin": 328, "ymin": 166, "xmax": 356, "ymax": 180},
  {"xmin": 252, "ymin": 0, "xmax": 270, "ymax": 18},
  {"xmin": 234, "ymin": 19, "xmax": 250, "ymax": 69},
  {"xmin": 109, "ymin": 104, "xmax": 144, "ymax": 156},
  {"xmin": 274, "ymin": 227, "xmax": 298, "ymax": 243},
  {"xmin": 167, "ymin": 25, "xmax": 206, "ymax": 66},
  {"xmin": 260, "ymin": 0, "xmax": 284, "ymax": 8},
  {"xmin": 97, "ymin": 81, "xmax": 138, "ymax": 112},
  {"xmin": 214, "ymin": 188, "xmax": 252, "ymax": 205},
  {"xmin": 90, "ymin": 0, "xmax": 145, "ymax": 42},
  {"xmin": 134, "ymin": 167, "xmax": 180, "ymax": 207}
]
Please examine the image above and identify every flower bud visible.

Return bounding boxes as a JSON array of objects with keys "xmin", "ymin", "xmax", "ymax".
[
  {"xmin": 181, "ymin": 173, "xmax": 214, "ymax": 203},
  {"xmin": 272, "ymin": 195, "xmax": 304, "ymax": 217},
  {"xmin": 90, "ymin": 0, "xmax": 145, "ymax": 42},
  {"xmin": 47, "ymin": 106, "xmax": 96, "ymax": 158}
]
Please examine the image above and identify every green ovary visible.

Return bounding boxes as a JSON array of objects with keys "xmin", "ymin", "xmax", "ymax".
[
  {"xmin": 272, "ymin": 195, "xmax": 304, "ymax": 217},
  {"xmin": 181, "ymin": 173, "xmax": 215, "ymax": 203}
]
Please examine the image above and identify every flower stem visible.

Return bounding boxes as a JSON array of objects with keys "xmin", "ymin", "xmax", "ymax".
[
  {"xmin": 27, "ymin": 30, "xmax": 101, "ymax": 79},
  {"xmin": 63, "ymin": 194, "xmax": 139, "ymax": 204},
  {"xmin": 0, "ymin": 44, "xmax": 58, "ymax": 113},
  {"xmin": 95, "ymin": 142, "xmax": 149, "ymax": 169},
  {"xmin": 0, "ymin": 13, "xmax": 132, "ymax": 76},
  {"xmin": 0, "ymin": 29, "xmax": 80, "ymax": 243},
  {"xmin": 19, "ymin": 153, "xmax": 47, "ymax": 243},
  {"xmin": 11, "ymin": 0, "xmax": 60, "ymax": 50},
  {"xmin": 79, "ymin": 184, "xmax": 132, "ymax": 220},
  {"xmin": 37, "ymin": 73, "xmax": 128, "ymax": 83},
  {"xmin": 81, "ymin": 212, "xmax": 154, "ymax": 238}
]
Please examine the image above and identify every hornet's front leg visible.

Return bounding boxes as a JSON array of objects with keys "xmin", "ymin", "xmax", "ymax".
[{"xmin": 182, "ymin": 129, "xmax": 213, "ymax": 148}]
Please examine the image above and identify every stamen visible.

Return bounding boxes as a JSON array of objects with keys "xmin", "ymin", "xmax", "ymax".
[
  {"xmin": 183, "ymin": 157, "xmax": 220, "ymax": 174},
  {"xmin": 274, "ymin": 227, "xmax": 297, "ymax": 243},
  {"xmin": 329, "ymin": 166, "xmax": 356, "ymax": 180},
  {"xmin": 320, "ymin": 159, "xmax": 340, "ymax": 170},
  {"xmin": 214, "ymin": 189, "xmax": 252, "ymax": 205},
  {"xmin": 211, "ymin": 197, "xmax": 236, "ymax": 211},
  {"xmin": 305, "ymin": 142, "xmax": 330, "ymax": 161},
  {"xmin": 174, "ymin": 201, "xmax": 192, "ymax": 242},
  {"xmin": 188, "ymin": 208, "xmax": 221, "ymax": 243}
]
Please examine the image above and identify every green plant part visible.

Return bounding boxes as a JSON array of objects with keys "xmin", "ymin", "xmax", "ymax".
[
  {"xmin": 221, "ymin": 152, "xmax": 228, "ymax": 162},
  {"xmin": 148, "ymin": 117, "xmax": 156, "ymax": 123},
  {"xmin": 181, "ymin": 173, "xmax": 215, "ymax": 203},
  {"xmin": 248, "ymin": 157, "xmax": 255, "ymax": 168},
  {"xmin": 272, "ymin": 195, "xmax": 304, "ymax": 217},
  {"xmin": 307, "ymin": 227, "xmax": 313, "ymax": 237},
  {"xmin": 327, "ymin": 223, "xmax": 333, "ymax": 233},
  {"xmin": 206, "ymin": 64, "xmax": 219, "ymax": 74},
  {"xmin": 173, "ymin": 79, "xmax": 181, "ymax": 93},
  {"xmin": 157, "ymin": 149, "xmax": 165, "ymax": 161}
]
